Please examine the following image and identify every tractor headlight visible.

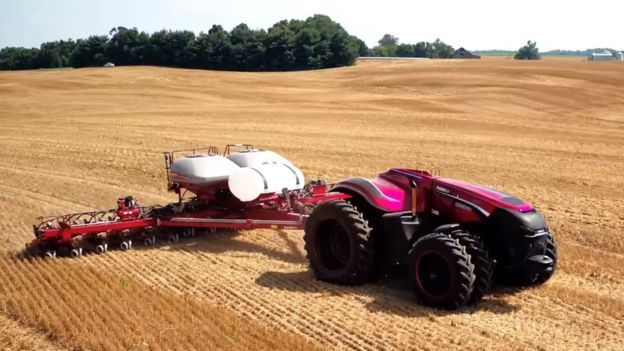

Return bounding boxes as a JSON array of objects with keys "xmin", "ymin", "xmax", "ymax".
[{"xmin": 521, "ymin": 226, "xmax": 549, "ymax": 239}]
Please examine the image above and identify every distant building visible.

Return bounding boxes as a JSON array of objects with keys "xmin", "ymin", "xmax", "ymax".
[
  {"xmin": 588, "ymin": 51, "xmax": 615, "ymax": 61},
  {"xmin": 617, "ymin": 52, "xmax": 624, "ymax": 61},
  {"xmin": 451, "ymin": 48, "xmax": 481, "ymax": 59}
]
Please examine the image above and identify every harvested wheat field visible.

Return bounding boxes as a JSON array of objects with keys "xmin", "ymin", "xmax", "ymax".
[{"xmin": 1, "ymin": 57, "xmax": 623, "ymax": 350}]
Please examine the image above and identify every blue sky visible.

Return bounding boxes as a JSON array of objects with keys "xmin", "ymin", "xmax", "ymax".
[{"xmin": 1, "ymin": 0, "xmax": 622, "ymax": 51}]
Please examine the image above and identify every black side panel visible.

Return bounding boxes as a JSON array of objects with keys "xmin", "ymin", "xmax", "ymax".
[
  {"xmin": 485, "ymin": 207, "xmax": 549, "ymax": 271},
  {"xmin": 486, "ymin": 207, "xmax": 548, "ymax": 234},
  {"xmin": 380, "ymin": 211, "xmax": 420, "ymax": 265},
  {"xmin": 504, "ymin": 209, "xmax": 547, "ymax": 230}
]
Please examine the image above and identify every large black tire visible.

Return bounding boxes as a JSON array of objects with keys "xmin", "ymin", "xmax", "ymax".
[
  {"xmin": 408, "ymin": 233, "xmax": 475, "ymax": 309},
  {"xmin": 449, "ymin": 229, "xmax": 494, "ymax": 304},
  {"xmin": 345, "ymin": 196, "xmax": 387, "ymax": 279},
  {"xmin": 304, "ymin": 200, "xmax": 374, "ymax": 285}
]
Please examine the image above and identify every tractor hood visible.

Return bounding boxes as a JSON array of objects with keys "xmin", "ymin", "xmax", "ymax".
[
  {"xmin": 434, "ymin": 177, "xmax": 533, "ymax": 214},
  {"xmin": 332, "ymin": 168, "xmax": 534, "ymax": 215}
]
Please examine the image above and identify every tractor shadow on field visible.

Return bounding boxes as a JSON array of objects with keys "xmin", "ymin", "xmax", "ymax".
[
  {"xmin": 255, "ymin": 270, "xmax": 522, "ymax": 317},
  {"xmin": 166, "ymin": 229, "xmax": 308, "ymax": 264},
  {"xmin": 170, "ymin": 230, "xmax": 521, "ymax": 316}
]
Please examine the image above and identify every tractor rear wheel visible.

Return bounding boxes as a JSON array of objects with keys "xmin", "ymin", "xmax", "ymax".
[
  {"xmin": 449, "ymin": 229, "xmax": 494, "ymax": 303},
  {"xmin": 304, "ymin": 200, "xmax": 374, "ymax": 285},
  {"xmin": 345, "ymin": 195, "xmax": 387, "ymax": 279},
  {"xmin": 409, "ymin": 232, "xmax": 475, "ymax": 309}
]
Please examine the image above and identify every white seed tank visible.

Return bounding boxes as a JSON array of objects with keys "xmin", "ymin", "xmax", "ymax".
[
  {"xmin": 170, "ymin": 154, "xmax": 240, "ymax": 186},
  {"xmin": 227, "ymin": 149, "xmax": 305, "ymax": 202}
]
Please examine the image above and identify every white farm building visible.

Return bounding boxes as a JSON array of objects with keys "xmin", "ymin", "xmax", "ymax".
[{"xmin": 588, "ymin": 51, "xmax": 615, "ymax": 61}]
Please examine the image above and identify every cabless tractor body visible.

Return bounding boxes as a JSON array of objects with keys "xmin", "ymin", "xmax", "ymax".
[{"xmin": 28, "ymin": 145, "xmax": 556, "ymax": 309}]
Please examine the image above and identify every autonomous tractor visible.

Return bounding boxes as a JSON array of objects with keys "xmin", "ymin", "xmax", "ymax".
[{"xmin": 27, "ymin": 144, "xmax": 557, "ymax": 309}]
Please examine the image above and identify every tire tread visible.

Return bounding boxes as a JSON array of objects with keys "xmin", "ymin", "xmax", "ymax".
[
  {"xmin": 304, "ymin": 200, "xmax": 374, "ymax": 285},
  {"xmin": 449, "ymin": 229, "xmax": 494, "ymax": 303},
  {"xmin": 408, "ymin": 232, "xmax": 475, "ymax": 309}
]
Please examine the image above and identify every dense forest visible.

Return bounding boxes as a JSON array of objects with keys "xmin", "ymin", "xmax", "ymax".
[{"xmin": 0, "ymin": 15, "xmax": 368, "ymax": 71}]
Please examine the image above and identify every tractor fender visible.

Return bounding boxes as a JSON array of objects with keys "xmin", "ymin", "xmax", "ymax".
[
  {"xmin": 432, "ymin": 223, "xmax": 461, "ymax": 234},
  {"xmin": 331, "ymin": 177, "xmax": 407, "ymax": 213}
]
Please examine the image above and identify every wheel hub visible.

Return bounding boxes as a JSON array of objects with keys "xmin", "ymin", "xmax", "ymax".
[
  {"xmin": 417, "ymin": 253, "xmax": 452, "ymax": 297},
  {"xmin": 316, "ymin": 220, "xmax": 351, "ymax": 270}
]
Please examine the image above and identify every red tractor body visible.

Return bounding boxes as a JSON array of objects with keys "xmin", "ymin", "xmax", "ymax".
[
  {"xmin": 333, "ymin": 168, "xmax": 533, "ymax": 215},
  {"xmin": 332, "ymin": 169, "xmax": 554, "ymax": 283}
]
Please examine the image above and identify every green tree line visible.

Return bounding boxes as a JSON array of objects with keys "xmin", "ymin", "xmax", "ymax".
[
  {"xmin": 367, "ymin": 34, "xmax": 455, "ymax": 58},
  {"xmin": 0, "ymin": 15, "xmax": 367, "ymax": 71}
]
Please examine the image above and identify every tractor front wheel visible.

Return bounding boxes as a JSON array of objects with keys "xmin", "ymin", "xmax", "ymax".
[
  {"xmin": 524, "ymin": 233, "xmax": 557, "ymax": 285},
  {"xmin": 534, "ymin": 233, "xmax": 557, "ymax": 284},
  {"xmin": 449, "ymin": 229, "xmax": 494, "ymax": 304},
  {"xmin": 409, "ymin": 232, "xmax": 475, "ymax": 309},
  {"xmin": 499, "ymin": 232, "xmax": 557, "ymax": 286},
  {"xmin": 304, "ymin": 200, "xmax": 374, "ymax": 285}
]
